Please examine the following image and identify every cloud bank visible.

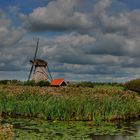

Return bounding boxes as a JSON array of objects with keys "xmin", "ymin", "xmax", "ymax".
[{"xmin": 0, "ymin": 0, "xmax": 140, "ymax": 82}]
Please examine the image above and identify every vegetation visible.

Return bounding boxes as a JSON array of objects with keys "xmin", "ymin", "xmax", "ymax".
[
  {"xmin": 36, "ymin": 80, "xmax": 50, "ymax": 87},
  {"xmin": 71, "ymin": 81, "xmax": 95, "ymax": 88},
  {"xmin": 0, "ymin": 124, "xmax": 13, "ymax": 140},
  {"xmin": 124, "ymin": 79, "xmax": 140, "ymax": 93},
  {"xmin": 2, "ymin": 117, "xmax": 140, "ymax": 140},
  {"xmin": 0, "ymin": 85, "xmax": 140, "ymax": 123},
  {"xmin": 0, "ymin": 80, "xmax": 50, "ymax": 87},
  {"xmin": 23, "ymin": 80, "xmax": 36, "ymax": 86},
  {"xmin": 0, "ymin": 80, "xmax": 21, "ymax": 85},
  {"xmin": 68, "ymin": 81, "xmax": 123, "ymax": 88},
  {"xmin": 0, "ymin": 80, "xmax": 140, "ymax": 139}
]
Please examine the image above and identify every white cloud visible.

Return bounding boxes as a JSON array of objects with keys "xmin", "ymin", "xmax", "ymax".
[
  {"xmin": 22, "ymin": 0, "xmax": 93, "ymax": 31},
  {"xmin": 0, "ymin": 0, "xmax": 140, "ymax": 82},
  {"xmin": 0, "ymin": 10, "xmax": 25, "ymax": 47},
  {"xmin": 0, "ymin": 9, "xmax": 26, "ymax": 72},
  {"xmin": 93, "ymin": 0, "xmax": 112, "ymax": 16}
]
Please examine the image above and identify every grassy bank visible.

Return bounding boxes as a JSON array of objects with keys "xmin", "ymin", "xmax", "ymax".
[{"xmin": 0, "ymin": 85, "xmax": 140, "ymax": 123}]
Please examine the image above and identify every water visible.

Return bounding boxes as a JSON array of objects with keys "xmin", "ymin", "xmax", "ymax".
[{"xmin": 1, "ymin": 117, "xmax": 140, "ymax": 140}]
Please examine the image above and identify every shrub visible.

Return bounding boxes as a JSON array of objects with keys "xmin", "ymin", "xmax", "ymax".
[
  {"xmin": 23, "ymin": 80, "xmax": 50, "ymax": 87},
  {"xmin": 23, "ymin": 80, "xmax": 36, "ymax": 86},
  {"xmin": 0, "ymin": 80, "xmax": 9, "ymax": 85},
  {"xmin": 36, "ymin": 80, "xmax": 50, "ymax": 87},
  {"xmin": 76, "ymin": 82, "xmax": 94, "ymax": 88},
  {"xmin": 0, "ymin": 80, "xmax": 22, "ymax": 85},
  {"xmin": 68, "ymin": 82, "xmax": 122, "ymax": 88},
  {"xmin": 124, "ymin": 79, "xmax": 140, "ymax": 93}
]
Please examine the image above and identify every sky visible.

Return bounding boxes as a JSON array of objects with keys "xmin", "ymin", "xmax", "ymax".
[{"xmin": 0, "ymin": 0, "xmax": 140, "ymax": 82}]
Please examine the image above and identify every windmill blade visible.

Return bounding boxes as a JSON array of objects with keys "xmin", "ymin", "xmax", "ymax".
[
  {"xmin": 33, "ymin": 38, "xmax": 39, "ymax": 61},
  {"xmin": 27, "ymin": 38, "xmax": 39, "ymax": 81},
  {"xmin": 46, "ymin": 64, "xmax": 53, "ymax": 80},
  {"xmin": 40, "ymin": 66, "xmax": 52, "ymax": 81},
  {"xmin": 28, "ymin": 65, "xmax": 34, "ymax": 81}
]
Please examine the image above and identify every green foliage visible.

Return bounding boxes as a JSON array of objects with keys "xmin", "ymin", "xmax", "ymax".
[
  {"xmin": 4, "ymin": 117, "xmax": 137, "ymax": 140},
  {"xmin": 36, "ymin": 81, "xmax": 50, "ymax": 87},
  {"xmin": 23, "ymin": 80, "xmax": 36, "ymax": 86},
  {"xmin": 124, "ymin": 79, "xmax": 140, "ymax": 93},
  {"xmin": 77, "ymin": 82, "xmax": 94, "ymax": 88},
  {"xmin": 0, "ymin": 86, "xmax": 139, "ymax": 122},
  {"xmin": 0, "ymin": 80, "xmax": 9, "ymax": 85},
  {"xmin": 69, "ymin": 81, "xmax": 95, "ymax": 88},
  {"xmin": 0, "ymin": 80, "xmax": 50, "ymax": 87},
  {"xmin": 0, "ymin": 80, "xmax": 21, "ymax": 85},
  {"xmin": 19, "ymin": 80, "xmax": 50, "ymax": 87},
  {"xmin": 69, "ymin": 81, "xmax": 123, "ymax": 88}
]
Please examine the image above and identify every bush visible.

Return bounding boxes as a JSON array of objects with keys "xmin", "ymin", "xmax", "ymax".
[
  {"xmin": 23, "ymin": 80, "xmax": 36, "ymax": 86},
  {"xmin": 23, "ymin": 80, "xmax": 50, "ymax": 87},
  {"xmin": 76, "ymin": 82, "xmax": 94, "ymax": 88},
  {"xmin": 0, "ymin": 80, "xmax": 9, "ymax": 85},
  {"xmin": 36, "ymin": 80, "xmax": 50, "ymax": 87},
  {"xmin": 0, "ymin": 80, "xmax": 22, "ymax": 85},
  {"xmin": 124, "ymin": 79, "xmax": 140, "ymax": 93}
]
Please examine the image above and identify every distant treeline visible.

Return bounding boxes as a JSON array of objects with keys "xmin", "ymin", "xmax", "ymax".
[
  {"xmin": 0, "ymin": 80, "xmax": 20, "ymax": 85},
  {"xmin": 0, "ymin": 80, "xmax": 50, "ymax": 87},
  {"xmin": 1, "ymin": 79, "xmax": 140, "ymax": 93},
  {"xmin": 68, "ymin": 81, "xmax": 123, "ymax": 88},
  {"xmin": 0, "ymin": 80, "xmax": 122, "ymax": 87},
  {"xmin": 70, "ymin": 79, "xmax": 140, "ymax": 93},
  {"xmin": 124, "ymin": 78, "xmax": 140, "ymax": 93}
]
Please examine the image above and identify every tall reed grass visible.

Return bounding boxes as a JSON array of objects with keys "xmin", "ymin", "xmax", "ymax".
[{"xmin": 0, "ymin": 86, "xmax": 140, "ymax": 123}]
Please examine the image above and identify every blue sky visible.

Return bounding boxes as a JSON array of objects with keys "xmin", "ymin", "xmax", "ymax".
[
  {"xmin": 1, "ymin": 0, "xmax": 49, "ymax": 12},
  {"xmin": 118, "ymin": 0, "xmax": 140, "ymax": 10},
  {"xmin": 1, "ymin": 0, "xmax": 140, "ymax": 12},
  {"xmin": 0, "ymin": 0, "xmax": 140, "ymax": 82}
]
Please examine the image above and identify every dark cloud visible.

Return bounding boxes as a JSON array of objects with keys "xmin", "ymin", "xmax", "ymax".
[{"xmin": 0, "ymin": 0, "xmax": 140, "ymax": 82}]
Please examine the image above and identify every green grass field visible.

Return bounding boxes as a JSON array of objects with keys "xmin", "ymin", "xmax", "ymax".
[{"xmin": 0, "ymin": 84, "xmax": 139, "ymax": 123}]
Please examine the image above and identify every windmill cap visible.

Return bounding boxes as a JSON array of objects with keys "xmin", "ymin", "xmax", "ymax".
[{"xmin": 30, "ymin": 59, "xmax": 47, "ymax": 66}]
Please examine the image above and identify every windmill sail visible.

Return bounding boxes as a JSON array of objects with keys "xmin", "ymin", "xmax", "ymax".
[
  {"xmin": 46, "ymin": 64, "xmax": 53, "ymax": 81},
  {"xmin": 28, "ymin": 38, "xmax": 39, "ymax": 81}
]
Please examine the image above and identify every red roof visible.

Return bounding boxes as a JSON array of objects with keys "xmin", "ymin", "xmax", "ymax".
[{"xmin": 51, "ymin": 78, "xmax": 65, "ymax": 86}]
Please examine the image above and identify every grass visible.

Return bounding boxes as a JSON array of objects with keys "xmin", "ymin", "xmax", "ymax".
[{"xmin": 0, "ymin": 84, "xmax": 140, "ymax": 123}]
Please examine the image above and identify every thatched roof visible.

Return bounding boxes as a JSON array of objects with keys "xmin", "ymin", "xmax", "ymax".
[{"xmin": 30, "ymin": 59, "xmax": 47, "ymax": 66}]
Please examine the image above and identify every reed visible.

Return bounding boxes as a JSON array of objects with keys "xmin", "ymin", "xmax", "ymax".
[{"xmin": 0, "ymin": 85, "xmax": 140, "ymax": 123}]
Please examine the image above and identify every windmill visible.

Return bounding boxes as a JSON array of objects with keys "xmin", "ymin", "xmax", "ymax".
[{"xmin": 28, "ymin": 38, "xmax": 53, "ymax": 83}]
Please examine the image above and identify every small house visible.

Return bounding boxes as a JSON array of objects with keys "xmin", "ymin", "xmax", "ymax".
[{"xmin": 51, "ymin": 78, "xmax": 67, "ymax": 87}]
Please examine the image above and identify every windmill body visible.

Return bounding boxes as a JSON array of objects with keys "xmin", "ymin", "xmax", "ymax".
[
  {"xmin": 28, "ymin": 38, "xmax": 66, "ymax": 86},
  {"xmin": 30, "ymin": 59, "xmax": 48, "ymax": 82},
  {"xmin": 28, "ymin": 39, "xmax": 53, "ymax": 82}
]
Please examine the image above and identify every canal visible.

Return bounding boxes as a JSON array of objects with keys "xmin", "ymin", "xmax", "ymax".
[{"xmin": 1, "ymin": 117, "xmax": 140, "ymax": 140}]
